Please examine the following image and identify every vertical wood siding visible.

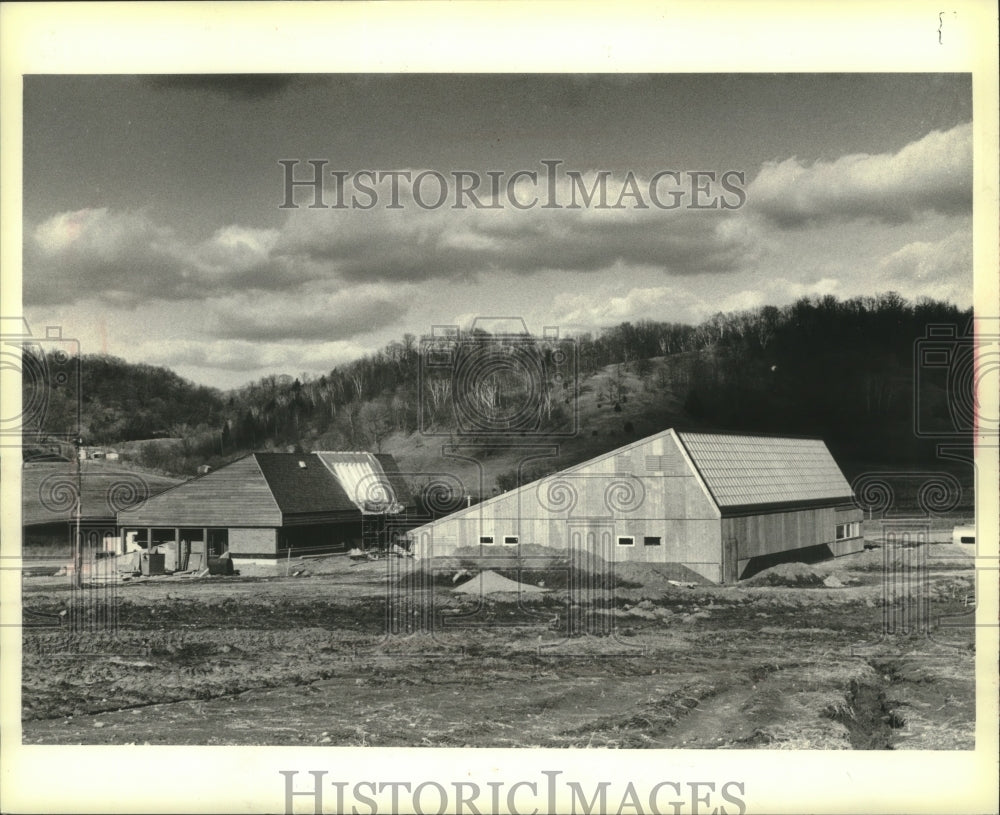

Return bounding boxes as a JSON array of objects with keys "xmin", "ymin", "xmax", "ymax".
[{"xmin": 722, "ymin": 505, "xmax": 864, "ymax": 560}]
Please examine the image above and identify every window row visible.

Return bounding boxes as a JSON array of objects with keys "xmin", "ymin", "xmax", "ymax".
[
  {"xmin": 479, "ymin": 535, "xmax": 520, "ymax": 545},
  {"xmin": 616, "ymin": 536, "xmax": 661, "ymax": 547},
  {"xmin": 477, "ymin": 534, "xmax": 662, "ymax": 547}
]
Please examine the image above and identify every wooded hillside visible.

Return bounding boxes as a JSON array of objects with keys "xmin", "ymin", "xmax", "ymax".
[{"xmin": 23, "ymin": 294, "xmax": 973, "ymax": 498}]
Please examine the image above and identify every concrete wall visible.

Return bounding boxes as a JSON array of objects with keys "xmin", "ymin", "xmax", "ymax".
[
  {"xmin": 228, "ymin": 527, "xmax": 277, "ymax": 558},
  {"xmin": 408, "ymin": 430, "xmax": 723, "ymax": 582}
]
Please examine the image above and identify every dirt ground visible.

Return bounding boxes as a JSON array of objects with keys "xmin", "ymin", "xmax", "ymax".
[{"xmin": 20, "ymin": 540, "xmax": 978, "ymax": 749}]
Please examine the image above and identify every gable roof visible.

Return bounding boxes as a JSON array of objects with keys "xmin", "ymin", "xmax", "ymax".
[
  {"xmin": 675, "ymin": 431, "xmax": 853, "ymax": 512},
  {"xmin": 117, "ymin": 454, "xmax": 283, "ymax": 527},
  {"xmin": 116, "ymin": 451, "xmax": 410, "ymax": 527}
]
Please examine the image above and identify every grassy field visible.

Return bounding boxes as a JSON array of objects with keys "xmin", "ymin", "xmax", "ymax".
[{"xmin": 20, "ymin": 537, "xmax": 977, "ymax": 749}]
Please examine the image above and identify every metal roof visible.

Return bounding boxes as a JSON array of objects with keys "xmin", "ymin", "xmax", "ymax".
[{"xmin": 676, "ymin": 431, "xmax": 853, "ymax": 510}]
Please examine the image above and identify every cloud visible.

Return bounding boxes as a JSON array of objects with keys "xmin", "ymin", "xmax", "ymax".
[
  {"xmin": 549, "ymin": 276, "xmax": 845, "ymax": 332},
  {"xmin": 275, "ymin": 170, "xmax": 763, "ymax": 283},
  {"xmin": 25, "ymin": 209, "xmax": 297, "ymax": 305},
  {"xmin": 553, "ymin": 283, "xmax": 697, "ymax": 328},
  {"xmin": 132, "ymin": 337, "xmax": 370, "ymax": 375},
  {"xmin": 25, "ymin": 167, "xmax": 766, "ymax": 309},
  {"xmin": 876, "ymin": 227, "xmax": 972, "ymax": 306},
  {"xmin": 749, "ymin": 122, "xmax": 972, "ymax": 227},
  {"xmin": 207, "ymin": 282, "xmax": 414, "ymax": 341},
  {"xmin": 25, "ymin": 208, "xmax": 190, "ymax": 305}
]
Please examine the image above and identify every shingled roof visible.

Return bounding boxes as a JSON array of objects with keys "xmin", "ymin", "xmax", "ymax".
[
  {"xmin": 253, "ymin": 453, "xmax": 356, "ymax": 514},
  {"xmin": 22, "ymin": 463, "xmax": 180, "ymax": 526},
  {"xmin": 676, "ymin": 431, "xmax": 853, "ymax": 513},
  {"xmin": 115, "ymin": 451, "xmax": 410, "ymax": 528}
]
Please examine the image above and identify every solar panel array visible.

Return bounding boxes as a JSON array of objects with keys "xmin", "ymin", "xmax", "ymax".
[{"xmin": 677, "ymin": 432, "xmax": 853, "ymax": 508}]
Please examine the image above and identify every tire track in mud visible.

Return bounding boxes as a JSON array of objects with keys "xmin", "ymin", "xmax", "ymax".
[{"xmin": 564, "ymin": 659, "xmax": 905, "ymax": 750}]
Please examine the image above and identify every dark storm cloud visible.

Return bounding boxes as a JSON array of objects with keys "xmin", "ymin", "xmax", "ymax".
[{"xmin": 143, "ymin": 74, "xmax": 297, "ymax": 99}]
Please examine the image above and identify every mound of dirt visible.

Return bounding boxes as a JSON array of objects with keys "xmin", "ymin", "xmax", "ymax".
[
  {"xmin": 613, "ymin": 562, "xmax": 715, "ymax": 591},
  {"xmin": 744, "ymin": 562, "xmax": 826, "ymax": 587},
  {"xmin": 400, "ymin": 544, "xmax": 642, "ymax": 590},
  {"xmin": 449, "ymin": 543, "xmax": 609, "ymax": 572},
  {"xmin": 452, "ymin": 570, "xmax": 549, "ymax": 595}
]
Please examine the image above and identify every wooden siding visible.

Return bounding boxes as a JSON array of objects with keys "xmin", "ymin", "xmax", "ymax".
[
  {"xmin": 723, "ymin": 504, "xmax": 864, "ymax": 562},
  {"xmin": 829, "ymin": 537, "xmax": 865, "ymax": 557},
  {"xmin": 118, "ymin": 455, "xmax": 282, "ymax": 528},
  {"xmin": 229, "ymin": 527, "xmax": 277, "ymax": 557}
]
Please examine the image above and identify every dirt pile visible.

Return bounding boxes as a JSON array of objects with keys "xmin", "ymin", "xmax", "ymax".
[
  {"xmin": 407, "ymin": 545, "xmax": 716, "ymax": 593},
  {"xmin": 744, "ymin": 562, "xmax": 826, "ymax": 587},
  {"xmin": 613, "ymin": 562, "xmax": 714, "ymax": 591},
  {"xmin": 452, "ymin": 570, "xmax": 549, "ymax": 594},
  {"xmin": 401, "ymin": 543, "xmax": 642, "ymax": 591}
]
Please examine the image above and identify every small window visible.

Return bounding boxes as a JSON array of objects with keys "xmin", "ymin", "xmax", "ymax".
[
  {"xmin": 836, "ymin": 523, "xmax": 860, "ymax": 541},
  {"xmin": 479, "ymin": 535, "xmax": 495, "ymax": 545},
  {"xmin": 617, "ymin": 536, "xmax": 635, "ymax": 547},
  {"xmin": 643, "ymin": 536, "xmax": 661, "ymax": 546},
  {"xmin": 503, "ymin": 535, "xmax": 519, "ymax": 545}
]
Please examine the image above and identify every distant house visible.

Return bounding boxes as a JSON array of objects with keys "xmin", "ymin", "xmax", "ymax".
[
  {"xmin": 407, "ymin": 429, "xmax": 863, "ymax": 583},
  {"xmin": 116, "ymin": 452, "xmax": 412, "ymax": 563}
]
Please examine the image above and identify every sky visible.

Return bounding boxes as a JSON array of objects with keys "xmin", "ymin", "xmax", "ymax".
[{"xmin": 22, "ymin": 74, "xmax": 973, "ymax": 389}]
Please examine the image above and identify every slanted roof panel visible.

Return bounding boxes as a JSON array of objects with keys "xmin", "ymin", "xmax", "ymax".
[
  {"xmin": 118, "ymin": 454, "xmax": 282, "ymax": 527},
  {"xmin": 676, "ymin": 432, "xmax": 852, "ymax": 509},
  {"xmin": 254, "ymin": 453, "xmax": 356, "ymax": 515},
  {"xmin": 373, "ymin": 453, "xmax": 413, "ymax": 506},
  {"xmin": 314, "ymin": 452, "xmax": 405, "ymax": 511}
]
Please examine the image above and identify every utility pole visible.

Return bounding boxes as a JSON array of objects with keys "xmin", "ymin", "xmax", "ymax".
[{"xmin": 73, "ymin": 435, "xmax": 83, "ymax": 589}]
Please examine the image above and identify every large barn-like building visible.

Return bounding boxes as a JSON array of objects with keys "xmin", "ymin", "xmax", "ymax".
[
  {"xmin": 407, "ymin": 429, "xmax": 863, "ymax": 583},
  {"xmin": 116, "ymin": 451, "xmax": 411, "ymax": 564}
]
